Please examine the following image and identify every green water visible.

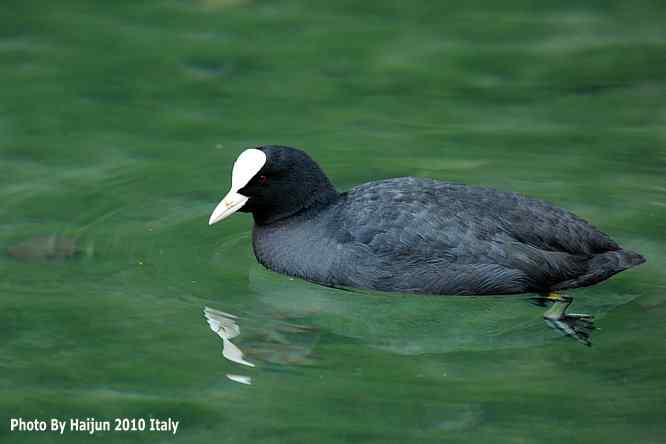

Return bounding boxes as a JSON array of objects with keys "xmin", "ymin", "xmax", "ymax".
[{"xmin": 2, "ymin": 1, "xmax": 665, "ymax": 443}]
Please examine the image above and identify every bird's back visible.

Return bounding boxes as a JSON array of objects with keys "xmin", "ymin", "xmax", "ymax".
[{"xmin": 322, "ymin": 177, "xmax": 643, "ymax": 294}]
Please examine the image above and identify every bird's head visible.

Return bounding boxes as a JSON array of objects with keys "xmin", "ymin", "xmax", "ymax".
[{"xmin": 208, "ymin": 145, "xmax": 337, "ymax": 225}]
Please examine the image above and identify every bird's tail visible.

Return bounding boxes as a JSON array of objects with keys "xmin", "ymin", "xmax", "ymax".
[
  {"xmin": 608, "ymin": 249, "xmax": 647, "ymax": 270},
  {"xmin": 552, "ymin": 249, "xmax": 646, "ymax": 291}
]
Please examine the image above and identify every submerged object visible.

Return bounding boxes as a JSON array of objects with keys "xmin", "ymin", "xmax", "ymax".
[
  {"xmin": 208, "ymin": 145, "xmax": 646, "ymax": 344},
  {"xmin": 7, "ymin": 235, "xmax": 89, "ymax": 261}
]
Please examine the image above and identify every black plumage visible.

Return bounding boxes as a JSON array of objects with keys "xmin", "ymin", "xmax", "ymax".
[{"xmin": 228, "ymin": 146, "xmax": 645, "ymax": 296}]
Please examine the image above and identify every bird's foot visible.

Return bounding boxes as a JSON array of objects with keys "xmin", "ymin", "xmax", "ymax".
[{"xmin": 539, "ymin": 293, "xmax": 596, "ymax": 346}]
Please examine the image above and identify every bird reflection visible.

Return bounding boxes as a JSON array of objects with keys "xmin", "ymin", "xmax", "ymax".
[
  {"xmin": 226, "ymin": 374, "xmax": 252, "ymax": 385},
  {"xmin": 204, "ymin": 307, "xmax": 255, "ymax": 368},
  {"xmin": 204, "ymin": 265, "xmax": 639, "ymax": 367},
  {"xmin": 203, "ymin": 305, "xmax": 320, "ymax": 384}
]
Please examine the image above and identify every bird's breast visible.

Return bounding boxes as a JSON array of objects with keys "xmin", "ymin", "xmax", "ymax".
[{"xmin": 252, "ymin": 219, "xmax": 340, "ymax": 283}]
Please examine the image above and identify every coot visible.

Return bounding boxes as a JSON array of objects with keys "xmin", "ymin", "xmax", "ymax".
[{"xmin": 209, "ymin": 145, "xmax": 645, "ymax": 344}]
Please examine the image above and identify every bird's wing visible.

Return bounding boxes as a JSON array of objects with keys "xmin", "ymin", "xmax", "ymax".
[
  {"xmin": 329, "ymin": 178, "xmax": 618, "ymax": 293},
  {"xmin": 336, "ymin": 177, "xmax": 618, "ymax": 258}
]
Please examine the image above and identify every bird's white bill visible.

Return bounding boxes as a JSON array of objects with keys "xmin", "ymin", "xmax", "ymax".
[
  {"xmin": 208, "ymin": 148, "xmax": 267, "ymax": 225},
  {"xmin": 208, "ymin": 191, "xmax": 249, "ymax": 225}
]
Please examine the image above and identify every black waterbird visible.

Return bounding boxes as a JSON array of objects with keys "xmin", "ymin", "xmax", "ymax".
[{"xmin": 209, "ymin": 145, "xmax": 646, "ymax": 345}]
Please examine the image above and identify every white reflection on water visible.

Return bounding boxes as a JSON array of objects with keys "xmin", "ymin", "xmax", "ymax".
[
  {"xmin": 226, "ymin": 374, "xmax": 252, "ymax": 385},
  {"xmin": 203, "ymin": 302, "xmax": 320, "ymax": 385},
  {"xmin": 204, "ymin": 306, "xmax": 255, "ymax": 368}
]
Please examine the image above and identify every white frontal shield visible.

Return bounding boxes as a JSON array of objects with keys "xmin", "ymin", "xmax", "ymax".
[{"xmin": 209, "ymin": 149, "xmax": 267, "ymax": 225}]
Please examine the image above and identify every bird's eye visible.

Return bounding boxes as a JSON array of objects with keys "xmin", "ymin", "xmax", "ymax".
[{"xmin": 259, "ymin": 175, "xmax": 268, "ymax": 185}]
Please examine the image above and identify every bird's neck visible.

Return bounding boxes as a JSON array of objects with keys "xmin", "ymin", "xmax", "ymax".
[{"xmin": 252, "ymin": 185, "xmax": 339, "ymax": 226}]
